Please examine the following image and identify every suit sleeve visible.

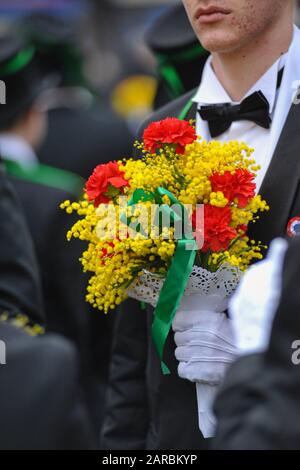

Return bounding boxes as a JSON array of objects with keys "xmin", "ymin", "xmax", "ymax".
[
  {"xmin": 101, "ymin": 299, "xmax": 150, "ymax": 450},
  {"xmin": 0, "ymin": 166, "xmax": 44, "ymax": 325},
  {"xmin": 213, "ymin": 237, "xmax": 300, "ymax": 450}
]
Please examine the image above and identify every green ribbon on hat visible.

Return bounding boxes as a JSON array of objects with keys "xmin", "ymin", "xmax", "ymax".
[
  {"xmin": 0, "ymin": 46, "xmax": 35, "ymax": 77},
  {"xmin": 126, "ymin": 187, "xmax": 197, "ymax": 374},
  {"xmin": 156, "ymin": 43, "xmax": 207, "ymax": 66},
  {"xmin": 156, "ymin": 43, "xmax": 208, "ymax": 99}
]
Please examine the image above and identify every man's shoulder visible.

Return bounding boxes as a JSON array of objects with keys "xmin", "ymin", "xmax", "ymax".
[
  {"xmin": 0, "ymin": 321, "xmax": 78, "ymax": 395},
  {"xmin": 9, "ymin": 174, "xmax": 75, "ymax": 204}
]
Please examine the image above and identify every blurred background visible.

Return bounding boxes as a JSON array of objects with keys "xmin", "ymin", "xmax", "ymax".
[{"xmin": 0, "ymin": 0, "xmax": 299, "ymax": 135}]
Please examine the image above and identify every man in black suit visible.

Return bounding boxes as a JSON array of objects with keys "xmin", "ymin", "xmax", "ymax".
[
  {"xmin": 101, "ymin": 0, "xmax": 300, "ymax": 450},
  {"xmin": 0, "ymin": 33, "xmax": 89, "ymax": 351},
  {"xmin": 213, "ymin": 236, "xmax": 300, "ymax": 449},
  {"xmin": 0, "ymin": 171, "xmax": 94, "ymax": 450},
  {"xmin": 0, "ymin": 33, "xmax": 109, "ymax": 435},
  {"xmin": 22, "ymin": 13, "xmax": 133, "ymax": 180},
  {"xmin": 0, "ymin": 319, "xmax": 96, "ymax": 449}
]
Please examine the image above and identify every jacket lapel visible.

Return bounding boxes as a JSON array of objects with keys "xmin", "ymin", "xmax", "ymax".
[
  {"xmin": 248, "ymin": 97, "xmax": 300, "ymax": 246},
  {"xmin": 186, "ymin": 101, "xmax": 198, "ymax": 121}
]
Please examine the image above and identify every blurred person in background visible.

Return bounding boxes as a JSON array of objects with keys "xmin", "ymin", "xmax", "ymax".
[
  {"xmin": 213, "ymin": 236, "xmax": 300, "ymax": 449},
  {"xmin": 0, "ymin": 316, "xmax": 96, "ymax": 450},
  {"xmin": 22, "ymin": 12, "xmax": 133, "ymax": 180},
  {"xmin": 0, "ymin": 166, "xmax": 95, "ymax": 449},
  {"xmin": 145, "ymin": 3, "xmax": 209, "ymax": 109},
  {"xmin": 110, "ymin": 3, "xmax": 209, "ymax": 132},
  {"xmin": 0, "ymin": 32, "xmax": 105, "ymax": 438}
]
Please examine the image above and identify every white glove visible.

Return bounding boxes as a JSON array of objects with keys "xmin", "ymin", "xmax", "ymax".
[
  {"xmin": 173, "ymin": 293, "xmax": 237, "ymax": 383},
  {"xmin": 173, "ymin": 309, "xmax": 237, "ymax": 384},
  {"xmin": 229, "ymin": 238, "xmax": 288, "ymax": 356},
  {"xmin": 172, "ymin": 292, "xmax": 237, "ymax": 438}
]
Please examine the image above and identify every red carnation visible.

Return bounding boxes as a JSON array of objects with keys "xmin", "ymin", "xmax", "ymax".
[
  {"xmin": 143, "ymin": 117, "xmax": 197, "ymax": 154},
  {"xmin": 210, "ymin": 169, "xmax": 256, "ymax": 208},
  {"xmin": 192, "ymin": 205, "xmax": 237, "ymax": 253},
  {"xmin": 85, "ymin": 162, "xmax": 129, "ymax": 207}
]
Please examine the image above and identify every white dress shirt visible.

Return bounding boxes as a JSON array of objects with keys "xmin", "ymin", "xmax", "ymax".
[
  {"xmin": 193, "ymin": 47, "xmax": 290, "ymax": 191},
  {"xmin": 0, "ymin": 133, "xmax": 38, "ymax": 168}
]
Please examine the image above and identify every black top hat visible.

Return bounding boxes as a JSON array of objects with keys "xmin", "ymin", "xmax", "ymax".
[
  {"xmin": 145, "ymin": 4, "xmax": 201, "ymax": 54},
  {"xmin": 20, "ymin": 13, "xmax": 83, "ymax": 87},
  {"xmin": 0, "ymin": 34, "xmax": 51, "ymax": 129},
  {"xmin": 145, "ymin": 4, "xmax": 209, "ymax": 108},
  {"xmin": 22, "ymin": 13, "xmax": 79, "ymax": 47}
]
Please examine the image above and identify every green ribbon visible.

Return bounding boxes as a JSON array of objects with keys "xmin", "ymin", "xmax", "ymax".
[
  {"xmin": 155, "ymin": 43, "xmax": 208, "ymax": 66},
  {"xmin": 158, "ymin": 64, "xmax": 185, "ymax": 99},
  {"xmin": 156, "ymin": 43, "xmax": 208, "ymax": 99},
  {"xmin": 126, "ymin": 187, "xmax": 197, "ymax": 374},
  {"xmin": 4, "ymin": 159, "xmax": 84, "ymax": 198},
  {"xmin": 0, "ymin": 47, "xmax": 35, "ymax": 77}
]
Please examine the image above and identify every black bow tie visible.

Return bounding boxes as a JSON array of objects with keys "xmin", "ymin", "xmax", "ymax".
[{"xmin": 198, "ymin": 90, "xmax": 272, "ymax": 138}]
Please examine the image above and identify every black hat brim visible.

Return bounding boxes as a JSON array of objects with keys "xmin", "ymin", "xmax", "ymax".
[{"xmin": 145, "ymin": 4, "xmax": 198, "ymax": 54}]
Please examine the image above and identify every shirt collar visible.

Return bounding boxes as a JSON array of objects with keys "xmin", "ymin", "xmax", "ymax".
[
  {"xmin": 193, "ymin": 53, "xmax": 288, "ymax": 114},
  {"xmin": 0, "ymin": 134, "xmax": 37, "ymax": 168}
]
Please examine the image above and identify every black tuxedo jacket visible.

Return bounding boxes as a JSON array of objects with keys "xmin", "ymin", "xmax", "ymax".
[
  {"xmin": 213, "ymin": 237, "xmax": 300, "ymax": 450},
  {"xmin": 0, "ymin": 321, "xmax": 95, "ymax": 449},
  {"xmin": 7, "ymin": 175, "xmax": 114, "ymax": 433},
  {"xmin": 101, "ymin": 89, "xmax": 300, "ymax": 450},
  {"xmin": 0, "ymin": 164, "xmax": 44, "ymax": 325},
  {"xmin": 6, "ymin": 175, "xmax": 91, "ymax": 357}
]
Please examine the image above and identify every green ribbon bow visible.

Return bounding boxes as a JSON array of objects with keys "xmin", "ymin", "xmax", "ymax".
[{"xmin": 125, "ymin": 187, "xmax": 198, "ymax": 374}]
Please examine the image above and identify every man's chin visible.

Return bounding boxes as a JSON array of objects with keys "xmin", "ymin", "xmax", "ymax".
[{"xmin": 196, "ymin": 31, "xmax": 240, "ymax": 54}]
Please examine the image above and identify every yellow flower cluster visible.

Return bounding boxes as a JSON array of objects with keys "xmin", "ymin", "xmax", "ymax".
[
  {"xmin": 60, "ymin": 197, "xmax": 176, "ymax": 312},
  {"xmin": 210, "ymin": 237, "xmax": 266, "ymax": 272},
  {"xmin": 61, "ymin": 126, "xmax": 269, "ymax": 313}
]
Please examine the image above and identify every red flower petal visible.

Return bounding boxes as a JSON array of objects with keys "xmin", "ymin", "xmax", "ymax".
[
  {"xmin": 210, "ymin": 169, "xmax": 256, "ymax": 208},
  {"xmin": 192, "ymin": 205, "xmax": 237, "ymax": 253},
  {"xmin": 85, "ymin": 161, "xmax": 129, "ymax": 207},
  {"xmin": 143, "ymin": 117, "xmax": 196, "ymax": 154}
]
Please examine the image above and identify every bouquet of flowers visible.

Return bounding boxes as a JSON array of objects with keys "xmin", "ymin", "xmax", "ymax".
[{"xmin": 61, "ymin": 117, "xmax": 269, "ymax": 436}]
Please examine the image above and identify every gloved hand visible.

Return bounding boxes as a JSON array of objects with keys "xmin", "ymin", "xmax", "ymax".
[
  {"xmin": 173, "ymin": 295, "xmax": 237, "ymax": 384},
  {"xmin": 172, "ymin": 292, "xmax": 238, "ymax": 438},
  {"xmin": 229, "ymin": 238, "xmax": 288, "ymax": 356}
]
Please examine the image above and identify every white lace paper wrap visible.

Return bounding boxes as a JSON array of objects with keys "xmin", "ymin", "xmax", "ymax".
[{"xmin": 127, "ymin": 263, "xmax": 243, "ymax": 308}]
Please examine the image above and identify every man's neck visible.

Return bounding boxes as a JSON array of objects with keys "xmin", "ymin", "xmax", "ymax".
[{"xmin": 211, "ymin": 21, "xmax": 294, "ymax": 102}]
